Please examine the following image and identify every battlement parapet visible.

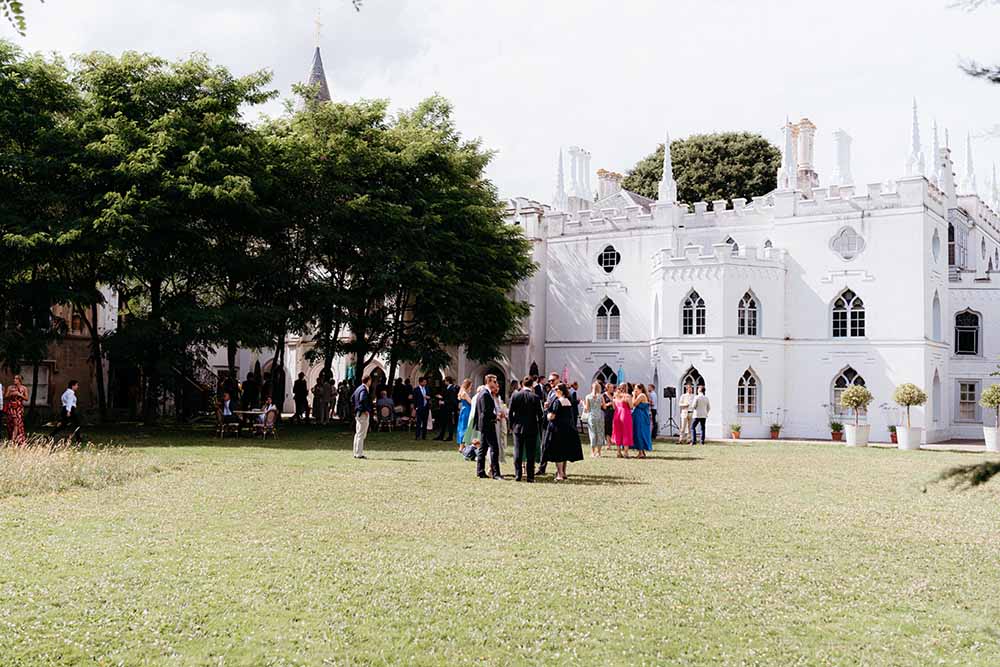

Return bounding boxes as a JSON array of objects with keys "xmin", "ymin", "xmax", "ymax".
[{"xmin": 651, "ymin": 242, "xmax": 787, "ymax": 273}]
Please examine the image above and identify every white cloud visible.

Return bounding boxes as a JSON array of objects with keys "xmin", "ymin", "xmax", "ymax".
[{"xmin": 9, "ymin": 0, "xmax": 1000, "ymax": 203}]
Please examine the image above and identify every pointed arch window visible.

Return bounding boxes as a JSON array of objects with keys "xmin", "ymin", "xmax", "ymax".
[
  {"xmin": 596, "ymin": 298, "xmax": 621, "ymax": 341},
  {"xmin": 832, "ymin": 289, "xmax": 865, "ymax": 338},
  {"xmin": 681, "ymin": 367, "xmax": 705, "ymax": 393},
  {"xmin": 595, "ymin": 364, "xmax": 618, "ymax": 385},
  {"xmin": 832, "ymin": 367, "xmax": 866, "ymax": 417},
  {"xmin": 932, "ymin": 292, "xmax": 942, "ymax": 342},
  {"xmin": 682, "ymin": 290, "xmax": 706, "ymax": 335},
  {"xmin": 597, "ymin": 245, "xmax": 621, "ymax": 273},
  {"xmin": 725, "ymin": 236, "xmax": 739, "ymax": 257},
  {"xmin": 955, "ymin": 309, "xmax": 980, "ymax": 356},
  {"xmin": 738, "ymin": 291, "xmax": 758, "ymax": 336},
  {"xmin": 737, "ymin": 369, "xmax": 759, "ymax": 415}
]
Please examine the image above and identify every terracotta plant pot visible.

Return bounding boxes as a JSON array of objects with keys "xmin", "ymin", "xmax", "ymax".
[
  {"xmin": 731, "ymin": 431, "xmax": 740, "ymax": 439},
  {"xmin": 770, "ymin": 430, "xmax": 780, "ymax": 439},
  {"xmin": 890, "ymin": 432, "xmax": 898, "ymax": 444},
  {"xmin": 831, "ymin": 431, "xmax": 843, "ymax": 441}
]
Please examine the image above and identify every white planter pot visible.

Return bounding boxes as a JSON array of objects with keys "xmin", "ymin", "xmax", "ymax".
[
  {"xmin": 897, "ymin": 426, "xmax": 923, "ymax": 451},
  {"xmin": 845, "ymin": 424, "xmax": 870, "ymax": 448},
  {"xmin": 984, "ymin": 426, "xmax": 1000, "ymax": 453}
]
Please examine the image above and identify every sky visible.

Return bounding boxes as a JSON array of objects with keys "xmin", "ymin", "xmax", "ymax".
[{"xmin": 8, "ymin": 0, "xmax": 1000, "ymax": 204}]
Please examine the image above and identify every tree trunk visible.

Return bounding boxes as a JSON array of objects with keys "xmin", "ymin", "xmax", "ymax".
[
  {"xmin": 86, "ymin": 301, "xmax": 109, "ymax": 423},
  {"xmin": 227, "ymin": 337, "xmax": 239, "ymax": 400},
  {"xmin": 143, "ymin": 278, "xmax": 162, "ymax": 425},
  {"xmin": 27, "ymin": 362, "xmax": 40, "ymax": 424}
]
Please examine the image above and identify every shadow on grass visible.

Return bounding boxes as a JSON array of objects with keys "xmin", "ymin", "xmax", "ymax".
[{"xmin": 542, "ymin": 474, "xmax": 648, "ymax": 486}]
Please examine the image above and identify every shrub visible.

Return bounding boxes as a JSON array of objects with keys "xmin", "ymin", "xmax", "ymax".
[
  {"xmin": 888, "ymin": 425, "xmax": 897, "ymax": 433},
  {"xmin": 829, "ymin": 421, "xmax": 844, "ymax": 433},
  {"xmin": 839, "ymin": 385, "xmax": 873, "ymax": 426},
  {"xmin": 892, "ymin": 383, "xmax": 927, "ymax": 428},
  {"xmin": 980, "ymin": 383, "xmax": 1000, "ymax": 427},
  {"xmin": 730, "ymin": 423, "xmax": 742, "ymax": 433},
  {"xmin": 770, "ymin": 423, "xmax": 782, "ymax": 432}
]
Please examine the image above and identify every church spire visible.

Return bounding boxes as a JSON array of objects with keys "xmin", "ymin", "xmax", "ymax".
[
  {"xmin": 905, "ymin": 98, "xmax": 924, "ymax": 176},
  {"xmin": 962, "ymin": 132, "xmax": 977, "ymax": 194},
  {"xmin": 931, "ymin": 119, "xmax": 941, "ymax": 185},
  {"xmin": 657, "ymin": 131, "xmax": 678, "ymax": 203},
  {"xmin": 553, "ymin": 147, "xmax": 568, "ymax": 211},
  {"xmin": 307, "ymin": 8, "xmax": 332, "ymax": 102}
]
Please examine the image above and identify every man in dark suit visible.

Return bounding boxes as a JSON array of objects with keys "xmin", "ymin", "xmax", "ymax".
[
  {"xmin": 508, "ymin": 375, "xmax": 544, "ymax": 482},
  {"xmin": 433, "ymin": 376, "xmax": 459, "ymax": 441},
  {"xmin": 475, "ymin": 374, "xmax": 502, "ymax": 480},
  {"xmin": 412, "ymin": 376, "xmax": 431, "ymax": 440}
]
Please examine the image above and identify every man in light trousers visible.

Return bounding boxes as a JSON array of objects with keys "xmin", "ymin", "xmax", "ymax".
[
  {"xmin": 351, "ymin": 375, "xmax": 372, "ymax": 459},
  {"xmin": 678, "ymin": 384, "xmax": 694, "ymax": 445}
]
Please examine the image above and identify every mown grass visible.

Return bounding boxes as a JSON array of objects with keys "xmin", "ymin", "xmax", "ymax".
[{"xmin": 1, "ymin": 425, "xmax": 999, "ymax": 666}]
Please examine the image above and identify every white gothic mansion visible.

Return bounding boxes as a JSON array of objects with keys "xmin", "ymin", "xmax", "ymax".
[
  {"xmin": 219, "ymin": 41, "xmax": 1000, "ymax": 443},
  {"xmin": 487, "ymin": 111, "xmax": 1000, "ymax": 443}
]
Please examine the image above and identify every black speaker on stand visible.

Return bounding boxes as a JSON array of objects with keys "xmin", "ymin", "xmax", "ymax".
[{"xmin": 663, "ymin": 387, "xmax": 678, "ymax": 437}]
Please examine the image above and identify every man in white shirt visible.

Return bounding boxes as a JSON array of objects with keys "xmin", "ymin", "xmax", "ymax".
[
  {"xmin": 678, "ymin": 384, "xmax": 694, "ymax": 445},
  {"xmin": 50, "ymin": 380, "xmax": 84, "ymax": 444},
  {"xmin": 691, "ymin": 386, "xmax": 710, "ymax": 445}
]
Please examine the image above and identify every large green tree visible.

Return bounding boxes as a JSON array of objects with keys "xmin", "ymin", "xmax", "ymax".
[
  {"xmin": 73, "ymin": 50, "xmax": 275, "ymax": 423},
  {"xmin": 283, "ymin": 94, "xmax": 535, "ymax": 385},
  {"xmin": 621, "ymin": 132, "xmax": 781, "ymax": 208},
  {"xmin": 0, "ymin": 41, "xmax": 80, "ymax": 417}
]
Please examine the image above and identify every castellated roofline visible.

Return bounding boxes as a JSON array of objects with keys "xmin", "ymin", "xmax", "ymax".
[{"xmin": 652, "ymin": 243, "xmax": 787, "ymax": 274}]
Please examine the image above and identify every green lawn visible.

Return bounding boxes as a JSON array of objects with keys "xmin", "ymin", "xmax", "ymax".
[{"xmin": 1, "ymin": 426, "xmax": 999, "ymax": 666}]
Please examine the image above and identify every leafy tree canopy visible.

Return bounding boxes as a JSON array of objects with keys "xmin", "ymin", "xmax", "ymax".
[{"xmin": 621, "ymin": 132, "xmax": 781, "ymax": 208}]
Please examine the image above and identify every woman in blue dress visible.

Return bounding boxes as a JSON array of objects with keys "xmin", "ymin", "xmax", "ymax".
[
  {"xmin": 456, "ymin": 379, "xmax": 474, "ymax": 447},
  {"xmin": 631, "ymin": 384, "xmax": 653, "ymax": 458}
]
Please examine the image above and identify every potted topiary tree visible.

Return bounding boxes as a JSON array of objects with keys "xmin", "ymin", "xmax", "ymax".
[
  {"xmin": 840, "ymin": 385, "xmax": 873, "ymax": 447},
  {"xmin": 892, "ymin": 383, "xmax": 927, "ymax": 451},
  {"xmin": 979, "ymin": 383, "xmax": 1000, "ymax": 453}
]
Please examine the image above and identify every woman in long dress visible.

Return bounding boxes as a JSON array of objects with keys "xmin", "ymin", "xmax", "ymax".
[
  {"xmin": 455, "ymin": 379, "xmax": 473, "ymax": 447},
  {"xmin": 583, "ymin": 381, "xmax": 605, "ymax": 457},
  {"xmin": 602, "ymin": 383, "xmax": 616, "ymax": 450},
  {"xmin": 612, "ymin": 384, "xmax": 634, "ymax": 458},
  {"xmin": 542, "ymin": 383, "xmax": 583, "ymax": 481},
  {"xmin": 631, "ymin": 384, "xmax": 653, "ymax": 458},
  {"xmin": 4, "ymin": 374, "xmax": 29, "ymax": 446}
]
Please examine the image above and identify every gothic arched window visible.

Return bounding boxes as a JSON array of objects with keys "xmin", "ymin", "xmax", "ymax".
[
  {"xmin": 725, "ymin": 236, "xmax": 739, "ymax": 256},
  {"xmin": 832, "ymin": 289, "xmax": 865, "ymax": 338},
  {"xmin": 681, "ymin": 367, "xmax": 705, "ymax": 393},
  {"xmin": 955, "ymin": 309, "xmax": 981, "ymax": 356},
  {"xmin": 682, "ymin": 290, "xmax": 706, "ymax": 335},
  {"xmin": 832, "ymin": 367, "xmax": 866, "ymax": 416},
  {"xmin": 738, "ymin": 291, "xmax": 758, "ymax": 336},
  {"xmin": 596, "ymin": 298, "xmax": 621, "ymax": 341},
  {"xmin": 594, "ymin": 364, "xmax": 618, "ymax": 386},
  {"xmin": 737, "ymin": 369, "xmax": 759, "ymax": 415}
]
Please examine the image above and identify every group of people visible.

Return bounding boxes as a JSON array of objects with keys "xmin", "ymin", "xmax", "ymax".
[
  {"xmin": 348, "ymin": 369, "xmax": 664, "ymax": 482},
  {"xmin": 2, "ymin": 374, "xmax": 86, "ymax": 446},
  {"xmin": 581, "ymin": 380, "xmax": 656, "ymax": 458},
  {"xmin": 677, "ymin": 384, "xmax": 711, "ymax": 445}
]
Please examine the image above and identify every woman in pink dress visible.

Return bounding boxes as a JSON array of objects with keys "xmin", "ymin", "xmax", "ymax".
[
  {"xmin": 4, "ymin": 374, "xmax": 29, "ymax": 446},
  {"xmin": 611, "ymin": 384, "xmax": 634, "ymax": 458}
]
